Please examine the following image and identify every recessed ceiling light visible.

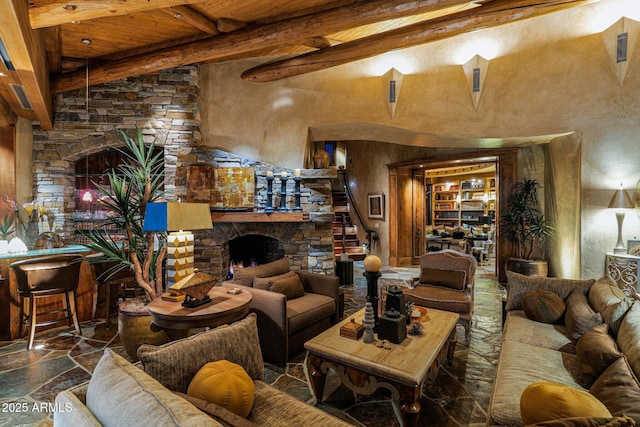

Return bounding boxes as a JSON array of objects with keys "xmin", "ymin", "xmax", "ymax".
[
  {"xmin": 81, "ymin": 39, "xmax": 91, "ymax": 45},
  {"xmin": 174, "ymin": 13, "xmax": 183, "ymax": 19},
  {"xmin": 71, "ymin": 20, "xmax": 80, "ymax": 24},
  {"xmin": 63, "ymin": 4, "xmax": 77, "ymax": 11}
]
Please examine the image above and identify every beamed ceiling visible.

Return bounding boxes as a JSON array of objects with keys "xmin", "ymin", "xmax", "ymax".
[{"xmin": 0, "ymin": 0, "xmax": 595, "ymax": 130}]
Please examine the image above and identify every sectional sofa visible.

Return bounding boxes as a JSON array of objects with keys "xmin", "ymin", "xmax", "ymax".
[{"xmin": 487, "ymin": 272, "xmax": 640, "ymax": 426}]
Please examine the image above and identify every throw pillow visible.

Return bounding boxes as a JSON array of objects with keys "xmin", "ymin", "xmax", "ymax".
[
  {"xmin": 615, "ymin": 301, "xmax": 640, "ymax": 379},
  {"xmin": 188, "ymin": 360, "xmax": 254, "ymax": 418},
  {"xmin": 138, "ymin": 313, "xmax": 264, "ymax": 393},
  {"xmin": 565, "ymin": 288, "xmax": 603, "ymax": 341},
  {"xmin": 269, "ymin": 274, "xmax": 305, "ymax": 300},
  {"xmin": 576, "ymin": 323, "xmax": 622, "ymax": 384},
  {"xmin": 590, "ymin": 356, "xmax": 640, "ymax": 423},
  {"xmin": 528, "ymin": 416, "xmax": 637, "ymax": 426},
  {"xmin": 232, "ymin": 257, "xmax": 291, "ymax": 287},
  {"xmin": 587, "ymin": 278, "xmax": 634, "ymax": 336},
  {"xmin": 520, "ymin": 381, "xmax": 612, "ymax": 425},
  {"xmin": 522, "ymin": 290, "xmax": 566, "ymax": 324},
  {"xmin": 174, "ymin": 392, "xmax": 257, "ymax": 427},
  {"xmin": 505, "ymin": 271, "xmax": 594, "ymax": 312},
  {"xmin": 418, "ymin": 268, "xmax": 467, "ymax": 291},
  {"xmin": 252, "ymin": 270, "xmax": 296, "ymax": 290},
  {"xmin": 85, "ymin": 349, "xmax": 214, "ymax": 427}
]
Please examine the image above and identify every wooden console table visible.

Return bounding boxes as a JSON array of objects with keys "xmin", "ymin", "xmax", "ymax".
[{"xmin": 605, "ymin": 252, "xmax": 640, "ymax": 296}]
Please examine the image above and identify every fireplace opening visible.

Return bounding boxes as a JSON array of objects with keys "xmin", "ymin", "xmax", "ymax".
[{"xmin": 228, "ymin": 235, "xmax": 285, "ymax": 273}]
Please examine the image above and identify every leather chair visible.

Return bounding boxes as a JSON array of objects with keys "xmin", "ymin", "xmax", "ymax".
[
  {"xmin": 405, "ymin": 249, "xmax": 477, "ymax": 342},
  {"xmin": 88, "ymin": 254, "xmax": 138, "ymax": 328},
  {"xmin": 222, "ymin": 257, "xmax": 340, "ymax": 364},
  {"xmin": 10, "ymin": 254, "xmax": 84, "ymax": 350}
]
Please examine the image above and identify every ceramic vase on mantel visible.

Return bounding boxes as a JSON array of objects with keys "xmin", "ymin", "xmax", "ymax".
[{"xmin": 313, "ymin": 149, "xmax": 330, "ymax": 169}]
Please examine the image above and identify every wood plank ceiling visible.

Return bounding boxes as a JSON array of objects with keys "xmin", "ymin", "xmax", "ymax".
[{"xmin": 0, "ymin": 0, "xmax": 593, "ymax": 130}]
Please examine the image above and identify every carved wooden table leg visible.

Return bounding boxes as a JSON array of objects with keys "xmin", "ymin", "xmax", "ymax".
[
  {"xmin": 399, "ymin": 385, "xmax": 421, "ymax": 427},
  {"xmin": 307, "ymin": 353, "xmax": 327, "ymax": 403},
  {"xmin": 447, "ymin": 331, "xmax": 457, "ymax": 364}
]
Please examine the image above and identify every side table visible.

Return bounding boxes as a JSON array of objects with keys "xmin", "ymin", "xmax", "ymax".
[{"xmin": 604, "ymin": 252, "xmax": 640, "ymax": 297}]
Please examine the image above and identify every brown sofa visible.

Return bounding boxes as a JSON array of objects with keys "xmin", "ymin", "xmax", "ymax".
[
  {"xmin": 487, "ymin": 272, "xmax": 640, "ymax": 426},
  {"xmin": 222, "ymin": 257, "xmax": 340, "ymax": 364}
]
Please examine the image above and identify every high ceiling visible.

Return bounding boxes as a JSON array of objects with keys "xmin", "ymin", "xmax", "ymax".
[{"xmin": 0, "ymin": 0, "xmax": 593, "ymax": 130}]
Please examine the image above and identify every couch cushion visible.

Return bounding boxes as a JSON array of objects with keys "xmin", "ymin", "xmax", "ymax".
[
  {"xmin": 588, "ymin": 277, "xmax": 634, "ymax": 336},
  {"xmin": 252, "ymin": 270, "xmax": 296, "ymax": 290},
  {"xmin": 576, "ymin": 323, "xmax": 622, "ymax": 385},
  {"xmin": 249, "ymin": 381, "xmax": 350, "ymax": 427},
  {"xmin": 487, "ymin": 340, "xmax": 589, "ymax": 427},
  {"xmin": 527, "ymin": 416, "xmax": 637, "ymax": 426},
  {"xmin": 522, "ymin": 290, "xmax": 566, "ymax": 324},
  {"xmin": 418, "ymin": 268, "xmax": 466, "ymax": 290},
  {"xmin": 520, "ymin": 381, "xmax": 611, "ymax": 425},
  {"xmin": 138, "ymin": 313, "xmax": 264, "ymax": 393},
  {"xmin": 505, "ymin": 271, "xmax": 594, "ymax": 311},
  {"xmin": 616, "ymin": 301, "xmax": 640, "ymax": 379},
  {"xmin": 174, "ymin": 392, "xmax": 257, "ymax": 427},
  {"xmin": 286, "ymin": 293, "xmax": 335, "ymax": 334},
  {"xmin": 187, "ymin": 360, "xmax": 254, "ymax": 418},
  {"xmin": 590, "ymin": 356, "xmax": 640, "ymax": 423},
  {"xmin": 232, "ymin": 257, "xmax": 291, "ymax": 287},
  {"xmin": 269, "ymin": 274, "xmax": 305, "ymax": 300},
  {"xmin": 503, "ymin": 311, "xmax": 575, "ymax": 353},
  {"xmin": 565, "ymin": 289, "xmax": 603, "ymax": 342},
  {"xmin": 405, "ymin": 285, "xmax": 471, "ymax": 314},
  {"xmin": 86, "ymin": 349, "xmax": 218, "ymax": 427}
]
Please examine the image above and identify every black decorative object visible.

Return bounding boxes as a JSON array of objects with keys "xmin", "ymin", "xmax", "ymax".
[
  {"xmin": 378, "ymin": 308, "xmax": 407, "ymax": 344},
  {"xmin": 293, "ymin": 176, "xmax": 303, "ymax": 212},
  {"xmin": 278, "ymin": 174, "xmax": 289, "ymax": 212},
  {"xmin": 265, "ymin": 174, "xmax": 274, "ymax": 213},
  {"xmin": 364, "ymin": 270, "xmax": 381, "ymax": 331},
  {"xmin": 385, "ymin": 285, "xmax": 406, "ymax": 317}
]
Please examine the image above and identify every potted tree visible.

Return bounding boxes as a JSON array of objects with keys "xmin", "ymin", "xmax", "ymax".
[
  {"xmin": 500, "ymin": 178, "xmax": 556, "ymax": 277},
  {"xmin": 80, "ymin": 129, "xmax": 169, "ymax": 359}
]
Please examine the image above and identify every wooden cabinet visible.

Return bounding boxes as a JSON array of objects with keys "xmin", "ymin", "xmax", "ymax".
[{"xmin": 431, "ymin": 174, "xmax": 495, "ymax": 228}]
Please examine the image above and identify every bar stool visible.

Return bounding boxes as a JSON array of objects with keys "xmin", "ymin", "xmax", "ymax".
[
  {"xmin": 89, "ymin": 255, "xmax": 137, "ymax": 328},
  {"xmin": 10, "ymin": 254, "xmax": 84, "ymax": 350}
]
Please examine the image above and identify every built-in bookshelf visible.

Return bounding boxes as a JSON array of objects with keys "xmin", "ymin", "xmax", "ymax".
[{"xmin": 431, "ymin": 174, "xmax": 496, "ymax": 228}]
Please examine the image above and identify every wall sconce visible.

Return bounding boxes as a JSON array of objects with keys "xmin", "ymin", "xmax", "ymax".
[
  {"xmin": 602, "ymin": 17, "xmax": 639, "ymax": 86},
  {"xmin": 608, "ymin": 183, "xmax": 633, "ymax": 254},
  {"xmin": 383, "ymin": 68, "xmax": 403, "ymax": 118},
  {"xmin": 463, "ymin": 55, "xmax": 489, "ymax": 110}
]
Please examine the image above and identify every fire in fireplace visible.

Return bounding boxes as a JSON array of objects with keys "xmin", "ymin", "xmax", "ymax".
[{"xmin": 228, "ymin": 234, "xmax": 285, "ymax": 276}]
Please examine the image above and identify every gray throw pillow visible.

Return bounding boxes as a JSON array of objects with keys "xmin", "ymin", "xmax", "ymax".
[
  {"xmin": 565, "ymin": 288, "xmax": 603, "ymax": 341},
  {"xmin": 505, "ymin": 271, "xmax": 594, "ymax": 311},
  {"xmin": 588, "ymin": 278, "xmax": 634, "ymax": 336}
]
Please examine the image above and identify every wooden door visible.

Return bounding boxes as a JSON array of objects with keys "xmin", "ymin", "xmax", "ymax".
[{"xmin": 412, "ymin": 169, "xmax": 425, "ymax": 264}]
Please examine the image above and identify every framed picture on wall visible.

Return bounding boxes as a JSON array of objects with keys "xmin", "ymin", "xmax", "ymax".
[{"xmin": 368, "ymin": 193, "xmax": 385, "ymax": 220}]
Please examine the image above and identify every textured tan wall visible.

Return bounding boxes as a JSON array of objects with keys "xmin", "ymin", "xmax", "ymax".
[{"xmin": 200, "ymin": 1, "xmax": 640, "ymax": 279}]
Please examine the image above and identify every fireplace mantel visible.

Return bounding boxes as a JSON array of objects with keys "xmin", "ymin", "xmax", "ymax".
[{"xmin": 211, "ymin": 211, "xmax": 309, "ymax": 223}]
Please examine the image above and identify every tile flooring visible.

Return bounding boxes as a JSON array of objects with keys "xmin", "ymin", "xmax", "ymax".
[{"xmin": 0, "ymin": 262, "xmax": 502, "ymax": 427}]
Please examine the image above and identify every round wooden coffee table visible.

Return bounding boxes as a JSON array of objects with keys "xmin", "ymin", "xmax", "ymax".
[{"xmin": 147, "ymin": 286, "xmax": 252, "ymax": 340}]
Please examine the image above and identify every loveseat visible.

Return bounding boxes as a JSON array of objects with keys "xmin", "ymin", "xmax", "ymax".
[
  {"xmin": 486, "ymin": 272, "xmax": 640, "ymax": 426},
  {"xmin": 54, "ymin": 314, "xmax": 351, "ymax": 427},
  {"xmin": 222, "ymin": 257, "xmax": 340, "ymax": 363}
]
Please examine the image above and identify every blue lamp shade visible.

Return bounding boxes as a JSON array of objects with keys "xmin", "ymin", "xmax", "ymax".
[{"xmin": 143, "ymin": 202, "xmax": 213, "ymax": 232}]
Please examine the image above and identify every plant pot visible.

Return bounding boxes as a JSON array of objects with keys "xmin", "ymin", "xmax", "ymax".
[
  {"xmin": 505, "ymin": 258, "xmax": 548, "ymax": 277},
  {"xmin": 118, "ymin": 296, "xmax": 169, "ymax": 361}
]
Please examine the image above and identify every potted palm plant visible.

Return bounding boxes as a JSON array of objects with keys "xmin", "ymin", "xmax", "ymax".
[
  {"xmin": 80, "ymin": 129, "xmax": 169, "ymax": 359},
  {"xmin": 500, "ymin": 178, "xmax": 556, "ymax": 277}
]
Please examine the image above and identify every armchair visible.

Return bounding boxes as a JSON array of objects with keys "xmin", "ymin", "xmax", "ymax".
[
  {"xmin": 223, "ymin": 257, "xmax": 340, "ymax": 364},
  {"xmin": 405, "ymin": 249, "xmax": 477, "ymax": 341}
]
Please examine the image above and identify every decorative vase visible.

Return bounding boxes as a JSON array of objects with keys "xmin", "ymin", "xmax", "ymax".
[
  {"xmin": 313, "ymin": 150, "xmax": 330, "ymax": 169},
  {"xmin": 118, "ymin": 296, "xmax": 169, "ymax": 361},
  {"xmin": 362, "ymin": 302, "xmax": 375, "ymax": 343},
  {"xmin": 505, "ymin": 258, "xmax": 548, "ymax": 277}
]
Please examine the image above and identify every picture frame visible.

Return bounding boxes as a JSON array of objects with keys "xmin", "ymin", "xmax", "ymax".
[
  {"xmin": 368, "ymin": 193, "xmax": 385, "ymax": 220},
  {"xmin": 187, "ymin": 166, "xmax": 255, "ymax": 209}
]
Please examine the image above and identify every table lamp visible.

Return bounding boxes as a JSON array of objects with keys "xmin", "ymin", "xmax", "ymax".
[
  {"xmin": 143, "ymin": 202, "xmax": 213, "ymax": 286},
  {"xmin": 608, "ymin": 183, "xmax": 633, "ymax": 254}
]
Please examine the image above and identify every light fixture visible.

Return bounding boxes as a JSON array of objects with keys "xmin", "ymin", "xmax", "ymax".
[
  {"xmin": 81, "ymin": 39, "xmax": 91, "ymax": 45},
  {"xmin": 143, "ymin": 202, "xmax": 213, "ymax": 285},
  {"xmin": 603, "ymin": 17, "xmax": 640, "ymax": 86},
  {"xmin": 463, "ymin": 55, "xmax": 489, "ymax": 110},
  {"xmin": 383, "ymin": 68, "xmax": 403, "ymax": 118},
  {"xmin": 608, "ymin": 183, "xmax": 634, "ymax": 254},
  {"xmin": 81, "ymin": 191, "xmax": 93, "ymax": 202}
]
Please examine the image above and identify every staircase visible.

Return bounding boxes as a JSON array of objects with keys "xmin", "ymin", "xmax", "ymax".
[{"xmin": 332, "ymin": 191, "xmax": 366, "ymax": 261}]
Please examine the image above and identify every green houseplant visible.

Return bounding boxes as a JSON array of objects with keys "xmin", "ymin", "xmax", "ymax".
[
  {"xmin": 500, "ymin": 178, "xmax": 555, "ymax": 276},
  {"xmin": 79, "ymin": 129, "xmax": 169, "ymax": 358}
]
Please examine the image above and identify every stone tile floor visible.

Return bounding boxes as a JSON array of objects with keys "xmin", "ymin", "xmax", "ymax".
[{"xmin": 0, "ymin": 262, "xmax": 502, "ymax": 426}]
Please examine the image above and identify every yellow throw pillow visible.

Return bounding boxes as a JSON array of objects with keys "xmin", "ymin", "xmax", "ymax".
[
  {"xmin": 521, "ymin": 382, "xmax": 612, "ymax": 425},
  {"xmin": 187, "ymin": 360, "xmax": 254, "ymax": 418}
]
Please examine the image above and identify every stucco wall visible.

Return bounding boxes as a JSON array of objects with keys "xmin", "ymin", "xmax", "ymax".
[{"xmin": 200, "ymin": 1, "xmax": 640, "ymax": 279}]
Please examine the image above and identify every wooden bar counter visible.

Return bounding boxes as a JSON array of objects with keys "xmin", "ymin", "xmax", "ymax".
[{"xmin": 0, "ymin": 245, "xmax": 94, "ymax": 341}]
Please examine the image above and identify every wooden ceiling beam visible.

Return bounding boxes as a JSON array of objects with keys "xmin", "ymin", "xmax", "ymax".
[
  {"xmin": 159, "ymin": 6, "xmax": 219, "ymax": 35},
  {"xmin": 0, "ymin": 0, "xmax": 52, "ymax": 129},
  {"xmin": 43, "ymin": 26, "xmax": 62, "ymax": 74},
  {"xmin": 28, "ymin": 0, "xmax": 206, "ymax": 29},
  {"xmin": 216, "ymin": 18, "xmax": 248, "ymax": 33},
  {"xmin": 51, "ymin": 0, "xmax": 474, "ymax": 93},
  {"xmin": 241, "ymin": 0, "xmax": 592, "ymax": 82}
]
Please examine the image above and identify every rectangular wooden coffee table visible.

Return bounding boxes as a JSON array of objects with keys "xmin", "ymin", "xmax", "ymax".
[{"xmin": 304, "ymin": 307, "xmax": 458, "ymax": 427}]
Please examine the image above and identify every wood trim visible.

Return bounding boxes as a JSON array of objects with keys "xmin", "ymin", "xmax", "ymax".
[{"xmin": 211, "ymin": 212, "xmax": 309, "ymax": 223}]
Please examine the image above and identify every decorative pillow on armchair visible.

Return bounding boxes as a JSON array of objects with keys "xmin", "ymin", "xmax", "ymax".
[
  {"xmin": 232, "ymin": 257, "xmax": 291, "ymax": 287},
  {"xmin": 269, "ymin": 274, "xmax": 305, "ymax": 300},
  {"xmin": 418, "ymin": 268, "xmax": 466, "ymax": 291},
  {"xmin": 253, "ymin": 270, "xmax": 296, "ymax": 290}
]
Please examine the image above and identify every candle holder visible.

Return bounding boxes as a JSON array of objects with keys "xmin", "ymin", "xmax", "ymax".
[
  {"xmin": 278, "ymin": 175, "xmax": 289, "ymax": 212},
  {"xmin": 293, "ymin": 176, "xmax": 302, "ymax": 212},
  {"xmin": 364, "ymin": 270, "xmax": 382, "ymax": 331},
  {"xmin": 265, "ymin": 175, "xmax": 274, "ymax": 213}
]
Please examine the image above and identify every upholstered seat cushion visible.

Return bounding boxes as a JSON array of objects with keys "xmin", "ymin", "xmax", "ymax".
[
  {"xmin": 404, "ymin": 285, "xmax": 472, "ymax": 314},
  {"xmin": 287, "ymin": 293, "xmax": 335, "ymax": 334},
  {"xmin": 503, "ymin": 311, "xmax": 575, "ymax": 353}
]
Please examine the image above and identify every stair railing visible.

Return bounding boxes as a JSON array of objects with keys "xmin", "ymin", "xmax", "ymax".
[{"xmin": 337, "ymin": 168, "xmax": 378, "ymax": 251}]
